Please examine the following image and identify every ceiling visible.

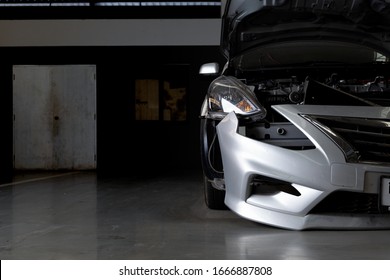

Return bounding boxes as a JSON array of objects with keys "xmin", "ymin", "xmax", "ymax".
[{"xmin": 0, "ymin": 0, "xmax": 222, "ymax": 19}]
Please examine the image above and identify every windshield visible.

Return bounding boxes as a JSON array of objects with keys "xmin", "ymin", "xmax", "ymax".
[{"xmin": 231, "ymin": 41, "xmax": 389, "ymax": 70}]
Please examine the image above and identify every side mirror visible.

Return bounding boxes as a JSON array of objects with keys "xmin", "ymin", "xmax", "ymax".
[{"xmin": 199, "ymin": 62, "xmax": 220, "ymax": 76}]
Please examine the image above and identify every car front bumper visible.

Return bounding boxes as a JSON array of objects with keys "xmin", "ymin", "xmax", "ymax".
[{"xmin": 216, "ymin": 105, "xmax": 390, "ymax": 230}]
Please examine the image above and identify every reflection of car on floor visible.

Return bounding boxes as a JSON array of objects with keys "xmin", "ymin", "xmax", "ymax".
[{"xmin": 199, "ymin": 0, "xmax": 390, "ymax": 230}]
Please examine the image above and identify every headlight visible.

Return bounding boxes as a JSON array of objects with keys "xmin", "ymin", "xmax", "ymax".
[{"xmin": 207, "ymin": 75, "xmax": 267, "ymax": 120}]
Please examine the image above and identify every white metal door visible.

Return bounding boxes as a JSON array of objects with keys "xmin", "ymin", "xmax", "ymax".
[{"xmin": 13, "ymin": 65, "xmax": 97, "ymax": 170}]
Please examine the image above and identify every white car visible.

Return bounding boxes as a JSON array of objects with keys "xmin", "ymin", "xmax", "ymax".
[{"xmin": 199, "ymin": 0, "xmax": 390, "ymax": 230}]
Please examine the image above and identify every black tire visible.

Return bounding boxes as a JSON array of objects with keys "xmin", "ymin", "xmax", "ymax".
[{"xmin": 204, "ymin": 176, "xmax": 228, "ymax": 210}]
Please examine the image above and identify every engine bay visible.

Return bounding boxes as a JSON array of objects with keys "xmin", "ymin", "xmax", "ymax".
[{"xmin": 246, "ymin": 72, "xmax": 390, "ymax": 121}]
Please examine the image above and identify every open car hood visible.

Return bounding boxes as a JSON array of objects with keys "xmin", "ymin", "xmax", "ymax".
[{"xmin": 221, "ymin": 0, "xmax": 390, "ymax": 65}]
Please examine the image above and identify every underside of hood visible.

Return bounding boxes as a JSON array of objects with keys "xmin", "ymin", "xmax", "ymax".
[{"xmin": 221, "ymin": 0, "xmax": 390, "ymax": 59}]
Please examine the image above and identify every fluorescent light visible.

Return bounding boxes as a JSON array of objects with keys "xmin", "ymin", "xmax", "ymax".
[
  {"xmin": 0, "ymin": 3, "xmax": 90, "ymax": 7},
  {"xmin": 95, "ymin": 2, "xmax": 221, "ymax": 6},
  {"xmin": 0, "ymin": 4, "xmax": 50, "ymax": 6},
  {"xmin": 95, "ymin": 2, "xmax": 141, "ymax": 6},
  {"xmin": 51, "ymin": 3, "xmax": 90, "ymax": 6},
  {"xmin": 0, "ymin": 1, "xmax": 221, "ymax": 7}
]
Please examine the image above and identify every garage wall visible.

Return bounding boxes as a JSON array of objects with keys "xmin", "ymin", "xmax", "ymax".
[
  {"xmin": 0, "ymin": 19, "xmax": 225, "ymax": 182},
  {"xmin": 0, "ymin": 19, "xmax": 221, "ymax": 46}
]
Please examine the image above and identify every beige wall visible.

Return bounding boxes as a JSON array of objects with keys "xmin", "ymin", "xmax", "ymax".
[{"xmin": 0, "ymin": 19, "xmax": 221, "ymax": 47}]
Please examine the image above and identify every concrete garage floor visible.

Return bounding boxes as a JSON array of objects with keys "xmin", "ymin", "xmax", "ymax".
[{"xmin": 1, "ymin": 170, "xmax": 390, "ymax": 260}]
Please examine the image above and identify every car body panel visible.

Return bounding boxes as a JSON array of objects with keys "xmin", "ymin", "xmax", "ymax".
[
  {"xmin": 221, "ymin": 0, "xmax": 390, "ymax": 60},
  {"xmin": 200, "ymin": 0, "xmax": 390, "ymax": 230},
  {"xmin": 217, "ymin": 106, "xmax": 390, "ymax": 229}
]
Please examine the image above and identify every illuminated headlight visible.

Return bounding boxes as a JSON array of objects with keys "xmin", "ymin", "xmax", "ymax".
[{"xmin": 207, "ymin": 76, "xmax": 267, "ymax": 120}]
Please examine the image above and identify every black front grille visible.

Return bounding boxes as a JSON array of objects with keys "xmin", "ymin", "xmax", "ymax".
[
  {"xmin": 312, "ymin": 116, "xmax": 390, "ymax": 164},
  {"xmin": 310, "ymin": 191, "xmax": 388, "ymax": 214}
]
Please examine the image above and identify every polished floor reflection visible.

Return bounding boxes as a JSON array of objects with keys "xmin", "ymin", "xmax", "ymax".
[{"xmin": 1, "ymin": 170, "xmax": 390, "ymax": 260}]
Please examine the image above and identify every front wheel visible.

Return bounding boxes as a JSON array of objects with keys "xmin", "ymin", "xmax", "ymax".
[{"xmin": 204, "ymin": 176, "xmax": 228, "ymax": 210}]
